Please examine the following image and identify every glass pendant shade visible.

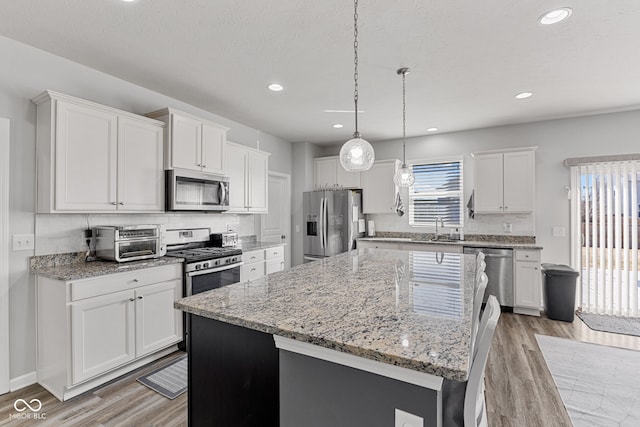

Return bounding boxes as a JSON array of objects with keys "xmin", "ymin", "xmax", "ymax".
[
  {"xmin": 394, "ymin": 164, "xmax": 415, "ymax": 187},
  {"xmin": 339, "ymin": 136, "xmax": 375, "ymax": 171}
]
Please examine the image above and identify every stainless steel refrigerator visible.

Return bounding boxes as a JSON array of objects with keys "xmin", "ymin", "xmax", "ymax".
[{"xmin": 303, "ymin": 189, "xmax": 365, "ymax": 262}]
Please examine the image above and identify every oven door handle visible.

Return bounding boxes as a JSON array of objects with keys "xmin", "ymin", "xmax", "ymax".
[{"xmin": 186, "ymin": 262, "xmax": 244, "ymax": 277}]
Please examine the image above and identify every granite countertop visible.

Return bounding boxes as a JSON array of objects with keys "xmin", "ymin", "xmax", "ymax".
[
  {"xmin": 175, "ymin": 248, "xmax": 475, "ymax": 381},
  {"xmin": 238, "ymin": 241, "xmax": 287, "ymax": 252},
  {"xmin": 31, "ymin": 253, "xmax": 184, "ymax": 281},
  {"xmin": 358, "ymin": 237, "xmax": 543, "ymax": 250}
]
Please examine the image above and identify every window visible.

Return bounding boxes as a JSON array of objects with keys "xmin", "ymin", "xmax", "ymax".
[{"xmin": 408, "ymin": 159, "xmax": 464, "ymax": 227}]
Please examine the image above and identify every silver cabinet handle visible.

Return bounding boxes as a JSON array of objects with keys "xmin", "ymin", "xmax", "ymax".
[
  {"xmin": 129, "ymin": 297, "xmax": 135, "ymax": 301},
  {"xmin": 133, "ymin": 278, "xmax": 139, "ymax": 282},
  {"xmin": 202, "ymin": 164, "xmax": 206, "ymax": 168},
  {"xmin": 137, "ymin": 296, "xmax": 143, "ymax": 299},
  {"xmin": 273, "ymin": 252, "xmax": 278, "ymax": 255},
  {"xmin": 119, "ymin": 202, "xmax": 124, "ymax": 205},
  {"xmin": 504, "ymin": 206, "xmax": 508, "ymax": 209},
  {"xmin": 251, "ymin": 268, "xmax": 256, "ymax": 272},
  {"xmin": 111, "ymin": 202, "xmax": 117, "ymax": 205}
]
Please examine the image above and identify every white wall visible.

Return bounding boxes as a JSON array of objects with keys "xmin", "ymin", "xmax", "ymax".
[
  {"xmin": 0, "ymin": 35, "xmax": 293, "ymax": 381},
  {"xmin": 316, "ymin": 110, "xmax": 640, "ymax": 266}
]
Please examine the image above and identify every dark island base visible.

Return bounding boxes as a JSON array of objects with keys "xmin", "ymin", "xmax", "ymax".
[
  {"xmin": 188, "ymin": 315, "xmax": 279, "ymax": 427},
  {"xmin": 280, "ymin": 350, "xmax": 438, "ymax": 427}
]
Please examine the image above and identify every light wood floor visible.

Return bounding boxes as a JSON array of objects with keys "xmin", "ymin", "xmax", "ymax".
[{"xmin": 2, "ymin": 315, "xmax": 640, "ymax": 427}]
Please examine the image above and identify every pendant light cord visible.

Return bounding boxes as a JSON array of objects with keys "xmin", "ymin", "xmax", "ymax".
[
  {"xmin": 402, "ymin": 70, "xmax": 406, "ymax": 166},
  {"xmin": 353, "ymin": 0, "xmax": 360, "ymax": 138}
]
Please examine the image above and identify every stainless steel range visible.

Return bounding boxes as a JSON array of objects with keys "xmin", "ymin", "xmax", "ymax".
[{"xmin": 164, "ymin": 227, "xmax": 243, "ymax": 349}]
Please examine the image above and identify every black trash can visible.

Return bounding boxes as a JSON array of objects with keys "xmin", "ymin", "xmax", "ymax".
[{"xmin": 541, "ymin": 264, "xmax": 580, "ymax": 322}]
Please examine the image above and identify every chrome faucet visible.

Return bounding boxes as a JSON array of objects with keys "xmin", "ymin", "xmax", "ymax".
[{"xmin": 434, "ymin": 216, "xmax": 444, "ymax": 240}]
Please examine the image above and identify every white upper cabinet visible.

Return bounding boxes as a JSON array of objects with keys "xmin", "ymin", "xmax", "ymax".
[
  {"xmin": 361, "ymin": 159, "xmax": 400, "ymax": 214},
  {"xmin": 146, "ymin": 107, "xmax": 228, "ymax": 175},
  {"xmin": 117, "ymin": 117, "xmax": 164, "ymax": 211},
  {"xmin": 225, "ymin": 141, "xmax": 270, "ymax": 213},
  {"xmin": 313, "ymin": 156, "xmax": 361, "ymax": 189},
  {"xmin": 33, "ymin": 91, "xmax": 165, "ymax": 213},
  {"xmin": 474, "ymin": 148, "xmax": 535, "ymax": 214}
]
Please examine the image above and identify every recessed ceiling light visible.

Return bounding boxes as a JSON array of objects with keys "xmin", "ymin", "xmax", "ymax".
[
  {"xmin": 538, "ymin": 8, "xmax": 572, "ymax": 25},
  {"xmin": 267, "ymin": 83, "xmax": 284, "ymax": 92},
  {"xmin": 515, "ymin": 92, "xmax": 533, "ymax": 99},
  {"xmin": 427, "ymin": 127, "xmax": 438, "ymax": 132},
  {"xmin": 332, "ymin": 124, "xmax": 344, "ymax": 129}
]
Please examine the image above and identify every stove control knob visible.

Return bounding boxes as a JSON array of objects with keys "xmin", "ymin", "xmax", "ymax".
[
  {"xmin": 203, "ymin": 262, "xmax": 209, "ymax": 269},
  {"xmin": 195, "ymin": 264, "xmax": 201, "ymax": 271},
  {"xmin": 214, "ymin": 260, "xmax": 220, "ymax": 266}
]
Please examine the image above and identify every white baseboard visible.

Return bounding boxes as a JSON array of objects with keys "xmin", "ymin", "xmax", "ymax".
[{"xmin": 10, "ymin": 371, "xmax": 37, "ymax": 392}]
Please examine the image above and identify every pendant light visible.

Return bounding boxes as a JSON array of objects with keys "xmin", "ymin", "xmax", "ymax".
[
  {"xmin": 394, "ymin": 67, "xmax": 415, "ymax": 187},
  {"xmin": 339, "ymin": 0, "xmax": 375, "ymax": 172}
]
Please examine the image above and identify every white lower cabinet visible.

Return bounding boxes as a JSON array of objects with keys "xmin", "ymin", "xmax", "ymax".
[
  {"xmin": 241, "ymin": 246, "xmax": 285, "ymax": 281},
  {"xmin": 514, "ymin": 250, "xmax": 542, "ymax": 316},
  {"xmin": 37, "ymin": 264, "xmax": 182, "ymax": 401}
]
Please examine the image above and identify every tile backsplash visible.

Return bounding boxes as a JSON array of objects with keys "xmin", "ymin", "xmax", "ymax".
[
  {"xmin": 368, "ymin": 212, "xmax": 535, "ymax": 237},
  {"xmin": 34, "ymin": 213, "xmax": 255, "ymax": 255}
]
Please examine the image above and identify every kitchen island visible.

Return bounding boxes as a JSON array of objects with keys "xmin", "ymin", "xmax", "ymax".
[{"xmin": 175, "ymin": 248, "xmax": 476, "ymax": 427}]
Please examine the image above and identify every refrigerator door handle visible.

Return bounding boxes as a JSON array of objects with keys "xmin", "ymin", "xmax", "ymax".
[{"xmin": 319, "ymin": 197, "xmax": 325, "ymax": 249}]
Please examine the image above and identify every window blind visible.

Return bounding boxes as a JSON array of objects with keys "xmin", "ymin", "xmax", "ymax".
[
  {"xmin": 409, "ymin": 160, "xmax": 463, "ymax": 227},
  {"xmin": 573, "ymin": 161, "xmax": 639, "ymax": 317}
]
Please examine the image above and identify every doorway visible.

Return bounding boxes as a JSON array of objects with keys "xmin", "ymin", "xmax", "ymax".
[
  {"xmin": 1, "ymin": 118, "xmax": 10, "ymax": 394},
  {"xmin": 571, "ymin": 161, "xmax": 640, "ymax": 317},
  {"xmin": 260, "ymin": 172, "xmax": 291, "ymax": 270}
]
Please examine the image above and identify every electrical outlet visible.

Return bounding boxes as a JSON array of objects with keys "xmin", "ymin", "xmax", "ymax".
[
  {"xmin": 13, "ymin": 234, "xmax": 35, "ymax": 251},
  {"xmin": 395, "ymin": 409, "xmax": 423, "ymax": 427},
  {"xmin": 502, "ymin": 222, "xmax": 512, "ymax": 233},
  {"xmin": 552, "ymin": 226, "xmax": 565, "ymax": 237},
  {"xmin": 295, "ymin": 225, "xmax": 300, "ymax": 233}
]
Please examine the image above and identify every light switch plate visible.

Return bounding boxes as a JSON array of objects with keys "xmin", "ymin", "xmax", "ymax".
[
  {"xmin": 552, "ymin": 227, "xmax": 565, "ymax": 237},
  {"xmin": 13, "ymin": 233, "xmax": 35, "ymax": 251},
  {"xmin": 395, "ymin": 409, "xmax": 423, "ymax": 427}
]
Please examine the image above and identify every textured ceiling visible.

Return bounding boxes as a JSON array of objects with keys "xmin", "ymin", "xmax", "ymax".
[{"xmin": 2, "ymin": 0, "xmax": 640, "ymax": 144}]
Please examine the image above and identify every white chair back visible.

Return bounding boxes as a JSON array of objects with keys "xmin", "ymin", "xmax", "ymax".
[
  {"xmin": 465, "ymin": 295, "xmax": 500, "ymax": 427},
  {"xmin": 471, "ymin": 272, "xmax": 488, "ymax": 355}
]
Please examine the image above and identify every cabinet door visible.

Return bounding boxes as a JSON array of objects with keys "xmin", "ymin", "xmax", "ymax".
[
  {"xmin": 241, "ymin": 261, "xmax": 266, "ymax": 281},
  {"xmin": 55, "ymin": 100, "xmax": 118, "ymax": 211},
  {"xmin": 135, "ymin": 280, "xmax": 183, "ymax": 357},
  {"xmin": 247, "ymin": 150, "xmax": 268, "ymax": 213},
  {"xmin": 225, "ymin": 143, "xmax": 248, "ymax": 212},
  {"xmin": 474, "ymin": 153, "xmax": 504, "ymax": 213},
  {"xmin": 117, "ymin": 117, "xmax": 164, "ymax": 211},
  {"xmin": 361, "ymin": 160, "xmax": 398, "ymax": 213},
  {"xmin": 314, "ymin": 158, "xmax": 337, "ymax": 188},
  {"xmin": 336, "ymin": 166, "xmax": 361, "ymax": 188},
  {"xmin": 171, "ymin": 114, "xmax": 201, "ymax": 171},
  {"xmin": 514, "ymin": 261, "xmax": 541, "ymax": 310},
  {"xmin": 71, "ymin": 290, "xmax": 135, "ymax": 384},
  {"xmin": 266, "ymin": 258, "xmax": 284, "ymax": 274},
  {"xmin": 503, "ymin": 151, "xmax": 535, "ymax": 213},
  {"xmin": 201, "ymin": 122, "xmax": 226, "ymax": 174}
]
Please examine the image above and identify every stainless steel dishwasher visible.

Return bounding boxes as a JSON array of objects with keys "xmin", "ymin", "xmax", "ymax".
[{"xmin": 464, "ymin": 246, "xmax": 513, "ymax": 307}]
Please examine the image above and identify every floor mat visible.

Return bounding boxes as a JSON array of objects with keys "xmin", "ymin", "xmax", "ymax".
[
  {"xmin": 536, "ymin": 334, "xmax": 640, "ymax": 427},
  {"xmin": 576, "ymin": 311, "xmax": 640, "ymax": 337},
  {"xmin": 137, "ymin": 355, "xmax": 187, "ymax": 399}
]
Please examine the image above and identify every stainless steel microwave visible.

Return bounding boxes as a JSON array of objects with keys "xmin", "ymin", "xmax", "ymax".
[{"xmin": 166, "ymin": 169, "xmax": 230, "ymax": 211}]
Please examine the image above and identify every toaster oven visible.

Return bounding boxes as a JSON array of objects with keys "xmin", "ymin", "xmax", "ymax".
[{"xmin": 95, "ymin": 225, "xmax": 166, "ymax": 262}]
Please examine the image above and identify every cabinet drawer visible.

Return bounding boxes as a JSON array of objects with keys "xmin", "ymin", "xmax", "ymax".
[
  {"xmin": 70, "ymin": 264, "xmax": 182, "ymax": 301},
  {"xmin": 244, "ymin": 250, "xmax": 265, "ymax": 264},
  {"xmin": 515, "ymin": 250, "xmax": 540, "ymax": 262},
  {"xmin": 265, "ymin": 246, "xmax": 284, "ymax": 260},
  {"xmin": 242, "ymin": 262, "xmax": 265, "ymax": 281}
]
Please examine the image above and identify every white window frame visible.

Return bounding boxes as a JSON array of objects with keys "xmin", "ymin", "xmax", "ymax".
[{"xmin": 408, "ymin": 156, "xmax": 464, "ymax": 228}]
